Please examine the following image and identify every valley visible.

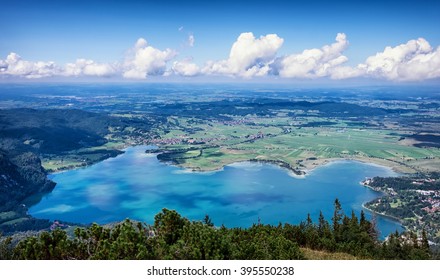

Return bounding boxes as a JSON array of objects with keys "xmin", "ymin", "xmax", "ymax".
[{"xmin": 0, "ymin": 84, "xmax": 439, "ymax": 247}]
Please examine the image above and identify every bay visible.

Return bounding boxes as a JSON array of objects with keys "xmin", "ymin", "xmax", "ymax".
[{"xmin": 29, "ymin": 146, "xmax": 403, "ymax": 239}]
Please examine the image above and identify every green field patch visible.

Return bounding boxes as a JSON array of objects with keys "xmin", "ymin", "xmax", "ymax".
[
  {"xmin": 152, "ymin": 116, "xmax": 440, "ymax": 174},
  {"xmin": 390, "ymin": 199, "xmax": 404, "ymax": 208},
  {"xmin": 42, "ymin": 159, "xmax": 86, "ymax": 171},
  {"xmin": 185, "ymin": 150, "xmax": 202, "ymax": 157},
  {"xmin": 0, "ymin": 211, "xmax": 21, "ymax": 223},
  {"xmin": 123, "ymin": 126, "xmax": 136, "ymax": 133},
  {"xmin": 0, "ymin": 217, "xmax": 29, "ymax": 226},
  {"xmin": 42, "ymin": 148, "xmax": 123, "ymax": 172}
]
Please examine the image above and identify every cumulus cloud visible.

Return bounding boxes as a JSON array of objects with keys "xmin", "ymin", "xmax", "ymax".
[
  {"xmin": 202, "ymin": 32, "xmax": 284, "ymax": 78},
  {"xmin": 123, "ymin": 38, "xmax": 177, "ymax": 79},
  {"xmin": 172, "ymin": 58, "xmax": 200, "ymax": 76},
  {"xmin": 3, "ymin": 33, "xmax": 439, "ymax": 82},
  {"xmin": 188, "ymin": 34, "xmax": 195, "ymax": 47},
  {"xmin": 355, "ymin": 38, "xmax": 440, "ymax": 81},
  {"xmin": 64, "ymin": 59, "xmax": 117, "ymax": 77},
  {"xmin": 0, "ymin": 52, "xmax": 59, "ymax": 78},
  {"xmin": 274, "ymin": 33, "xmax": 349, "ymax": 78},
  {"xmin": 0, "ymin": 53, "xmax": 117, "ymax": 78}
]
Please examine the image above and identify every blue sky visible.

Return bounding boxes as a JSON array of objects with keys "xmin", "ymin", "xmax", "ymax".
[{"xmin": 1, "ymin": 0, "xmax": 439, "ymax": 83}]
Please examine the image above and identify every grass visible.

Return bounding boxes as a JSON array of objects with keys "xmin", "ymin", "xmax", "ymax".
[
  {"xmin": 0, "ymin": 217, "xmax": 29, "ymax": 226},
  {"xmin": 300, "ymin": 248, "xmax": 360, "ymax": 260},
  {"xmin": 42, "ymin": 159, "xmax": 85, "ymax": 171},
  {"xmin": 184, "ymin": 150, "xmax": 202, "ymax": 157},
  {"xmin": 0, "ymin": 212, "xmax": 20, "ymax": 223},
  {"xmin": 154, "ymin": 115, "xmax": 440, "ymax": 173},
  {"xmin": 42, "ymin": 147, "xmax": 123, "ymax": 172},
  {"xmin": 390, "ymin": 199, "xmax": 404, "ymax": 208}
]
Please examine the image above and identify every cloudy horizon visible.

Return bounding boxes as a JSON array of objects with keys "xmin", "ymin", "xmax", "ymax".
[{"xmin": 1, "ymin": 0, "xmax": 439, "ymax": 83}]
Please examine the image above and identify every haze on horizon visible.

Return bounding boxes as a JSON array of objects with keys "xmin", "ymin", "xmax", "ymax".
[{"xmin": 1, "ymin": 0, "xmax": 439, "ymax": 84}]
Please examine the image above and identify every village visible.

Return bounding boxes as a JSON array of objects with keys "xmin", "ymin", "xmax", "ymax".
[{"xmin": 362, "ymin": 174, "xmax": 440, "ymax": 244}]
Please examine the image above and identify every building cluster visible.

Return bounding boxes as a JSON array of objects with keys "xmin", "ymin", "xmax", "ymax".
[
  {"xmin": 50, "ymin": 220, "xmax": 68, "ymax": 231},
  {"xmin": 412, "ymin": 178, "xmax": 436, "ymax": 185},
  {"xmin": 418, "ymin": 189, "xmax": 440, "ymax": 214},
  {"xmin": 149, "ymin": 137, "xmax": 183, "ymax": 145},
  {"xmin": 148, "ymin": 135, "xmax": 228, "ymax": 146},
  {"xmin": 245, "ymin": 131, "xmax": 265, "ymax": 140},
  {"xmin": 220, "ymin": 119, "xmax": 251, "ymax": 126}
]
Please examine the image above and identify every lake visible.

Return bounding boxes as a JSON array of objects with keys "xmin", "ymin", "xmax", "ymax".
[{"xmin": 29, "ymin": 146, "xmax": 403, "ymax": 238}]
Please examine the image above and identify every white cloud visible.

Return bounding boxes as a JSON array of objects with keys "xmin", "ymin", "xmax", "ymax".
[
  {"xmin": 2, "ymin": 33, "xmax": 439, "ymax": 82},
  {"xmin": 202, "ymin": 32, "xmax": 284, "ymax": 78},
  {"xmin": 0, "ymin": 52, "xmax": 59, "ymax": 78},
  {"xmin": 172, "ymin": 58, "xmax": 200, "ymax": 76},
  {"xmin": 356, "ymin": 38, "xmax": 440, "ymax": 81},
  {"xmin": 275, "ymin": 33, "xmax": 349, "ymax": 78},
  {"xmin": 123, "ymin": 38, "xmax": 177, "ymax": 79},
  {"xmin": 188, "ymin": 34, "xmax": 195, "ymax": 47},
  {"xmin": 0, "ymin": 53, "xmax": 116, "ymax": 78},
  {"xmin": 64, "ymin": 59, "xmax": 117, "ymax": 77}
]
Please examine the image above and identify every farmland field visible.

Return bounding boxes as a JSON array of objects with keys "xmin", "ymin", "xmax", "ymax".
[{"xmin": 151, "ymin": 115, "xmax": 440, "ymax": 174}]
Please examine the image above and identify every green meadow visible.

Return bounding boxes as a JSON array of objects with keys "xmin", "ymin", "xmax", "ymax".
[{"xmin": 154, "ymin": 116, "xmax": 440, "ymax": 173}]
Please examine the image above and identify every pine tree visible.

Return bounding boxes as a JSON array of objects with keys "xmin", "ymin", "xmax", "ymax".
[
  {"xmin": 332, "ymin": 199, "xmax": 342, "ymax": 230},
  {"xmin": 154, "ymin": 208, "xmax": 189, "ymax": 245},
  {"xmin": 306, "ymin": 213, "xmax": 313, "ymax": 226},
  {"xmin": 350, "ymin": 210, "xmax": 359, "ymax": 228},
  {"xmin": 421, "ymin": 229, "xmax": 430, "ymax": 258},
  {"xmin": 368, "ymin": 214, "xmax": 379, "ymax": 241},
  {"xmin": 318, "ymin": 211, "xmax": 327, "ymax": 237},
  {"xmin": 203, "ymin": 214, "xmax": 214, "ymax": 227},
  {"xmin": 359, "ymin": 210, "xmax": 367, "ymax": 229},
  {"xmin": 332, "ymin": 199, "xmax": 343, "ymax": 242}
]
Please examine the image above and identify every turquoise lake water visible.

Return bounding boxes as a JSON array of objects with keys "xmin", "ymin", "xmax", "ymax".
[{"xmin": 29, "ymin": 146, "xmax": 403, "ymax": 238}]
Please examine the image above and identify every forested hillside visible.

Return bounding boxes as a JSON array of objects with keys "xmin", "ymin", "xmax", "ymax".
[
  {"xmin": 0, "ymin": 108, "xmax": 151, "ymax": 232},
  {"xmin": 0, "ymin": 108, "xmax": 122, "ymax": 154},
  {"xmin": 0, "ymin": 151, "xmax": 55, "ymax": 212}
]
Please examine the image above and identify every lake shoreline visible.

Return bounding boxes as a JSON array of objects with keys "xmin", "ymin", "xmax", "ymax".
[
  {"xmin": 149, "ymin": 144, "xmax": 415, "ymax": 176},
  {"xmin": 157, "ymin": 154, "xmax": 408, "ymax": 178},
  {"xmin": 45, "ymin": 143, "xmax": 415, "ymax": 177},
  {"xmin": 27, "ymin": 144, "xmax": 405, "ymax": 239},
  {"xmin": 359, "ymin": 181, "xmax": 407, "ymax": 233}
]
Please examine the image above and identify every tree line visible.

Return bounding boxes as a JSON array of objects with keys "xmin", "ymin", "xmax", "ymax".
[
  {"xmin": 0, "ymin": 200, "xmax": 431, "ymax": 260},
  {"xmin": 368, "ymin": 173, "xmax": 440, "ymax": 191}
]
